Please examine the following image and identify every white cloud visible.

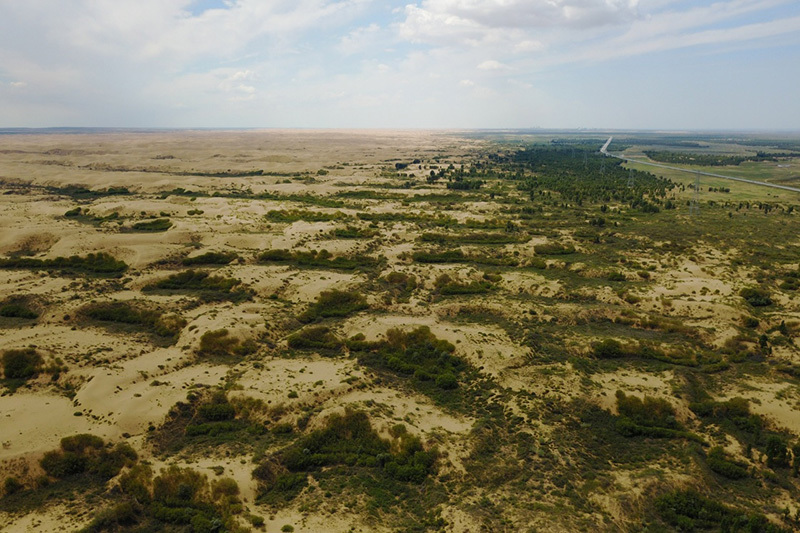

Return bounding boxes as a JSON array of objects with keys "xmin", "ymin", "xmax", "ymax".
[
  {"xmin": 477, "ymin": 60, "xmax": 509, "ymax": 71},
  {"xmin": 339, "ymin": 23, "xmax": 382, "ymax": 55}
]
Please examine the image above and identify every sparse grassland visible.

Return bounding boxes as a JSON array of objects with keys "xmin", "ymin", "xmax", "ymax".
[{"xmin": 3, "ymin": 131, "xmax": 800, "ymax": 532}]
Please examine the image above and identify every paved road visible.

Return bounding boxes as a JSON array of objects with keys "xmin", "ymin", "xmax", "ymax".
[{"xmin": 599, "ymin": 137, "xmax": 800, "ymax": 194}]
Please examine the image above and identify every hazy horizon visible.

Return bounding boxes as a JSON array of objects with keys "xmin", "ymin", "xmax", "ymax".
[{"xmin": 1, "ymin": 0, "xmax": 799, "ymax": 130}]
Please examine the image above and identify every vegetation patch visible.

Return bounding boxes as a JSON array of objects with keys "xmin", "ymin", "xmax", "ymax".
[
  {"xmin": 299, "ymin": 289, "xmax": 368, "ymax": 323},
  {"xmin": 182, "ymin": 251, "xmax": 239, "ymax": 266},
  {"xmin": 79, "ymin": 301, "xmax": 186, "ymax": 342},
  {"xmin": 130, "ymin": 218, "xmax": 172, "ymax": 232},
  {"xmin": 0, "ymin": 296, "xmax": 39, "ymax": 320},
  {"xmin": 351, "ymin": 326, "xmax": 464, "ymax": 395},
  {"xmin": 655, "ymin": 489, "xmax": 787, "ymax": 532},
  {"xmin": 255, "ymin": 410, "xmax": 437, "ymax": 505},
  {"xmin": 40, "ymin": 434, "xmax": 137, "ymax": 481},
  {"xmin": 287, "ymin": 326, "xmax": 344, "ymax": 353},
  {"xmin": 265, "ymin": 209, "xmax": 349, "ymax": 223},
  {"xmin": 0, "ymin": 252, "xmax": 128, "ymax": 276},
  {"xmin": 80, "ymin": 464, "xmax": 242, "ymax": 533},
  {"xmin": 329, "ymin": 226, "xmax": 378, "ymax": 239},
  {"xmin": 259, "ymin": 249, "xmax": 379, "ymax": 271},
  {"xmin": 142, "ymin": 270, "xmax": 252, "ymax": 302},
  {"xmin": 197, "ymin": 329, "xmax": 257, "ymax": 360},
  {"xmin": 420, "ymin": 232, "xmax": 525, "ymax": 245},
  {"xmin": 2, "ymin": 348, "xmax": 43, "ymax": 384}
]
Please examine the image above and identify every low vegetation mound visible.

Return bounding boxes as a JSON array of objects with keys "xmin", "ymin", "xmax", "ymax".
[
  {"xmin": 40, "ymin": 434, "xmax": 137, "ymax": 481},
  {"xmin": 352, "ymin": 326, "xmax": 464, "ymax": 393},
  {"xmin": 287, "ymin": 326, "xmax": 344, "ymax": 353},
  {"xmin": 197, "ymin": 329, "xmax": 257, "ymax": 360},
  {"xmin": 258, "ymin": 249, "xmax": 378, "ymax": 271},
  {"xmin": 2, "ymin": 348, "xmax": 43, "ymax": 381},
  {"xmin": 0, "ymin": 252, "xmax": 128, "ymax": 275},
  {"xmin": 79, "ymin": 301, "xmax": 186, "ymax": 341},
  {"xmin": 130, "ymin": 218, "xmax": 172, "ymax": 232},
  {"xmin": 182, "ymin": 251, "xmax": 239, "ymax": 266},
  {"xmin": 254, "ymin": 410, "xmax": 437, "ymax": 504},
  {"xmin": 299, "ymin": 289, "xmax": 368, "ymax": 323},
  {"xmin": 143, "ymin": 270, "xmax": 252, "ymax": 302}
]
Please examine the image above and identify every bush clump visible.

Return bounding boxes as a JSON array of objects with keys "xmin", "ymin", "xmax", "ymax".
[
  {"xmin": 352, "ymin": 326, "xmax": 465, "ymax": 394},
  {"xmin": 299, "ymin": 290, "xmax": 368, "ymax": 323},
  {"xmin": 655, "ymin": 489, "xmax": 786, "ymax": 532},
  {"xmin": 131, "ymin": 218, "xmax": 172, "ymax": 232},
  {"xmin": 533, "ymin": 242, "xmax": 575, "ymax": 255},
  {"xmin": 143, "ymin": 270, "xmax": 252, "ymax": 303},
  {"xmin": 80, "ymin": 301, "xmax": 186, "ymax": 340},
  {"xmin": 197, "ymin": 329, "xmax": 256, "ymax": 359},
  {"xmin": 706, "ymin": 446, "xmax": 749, "ymax": 479},
  {"xmin": 287, "ymin": 326, "xmax": 344, "ymax": 352},
  {"xmin": 254, "ymin": 410, "xmax": 437, "ymax": 504},
  {"xmin": 40, "ymin": 434, "xmax": 137, "ymax": 480},
  {"xmin": 182, "ymin": 251, "xmax": 239, "ymax": 266},
  {"xmin": 740, "ymin": 287, "xmax": 772, "ymax": 307},
  {"xmin": 2, "ymin": 348, "xmax": 43, "ymax": 380},
  {"xmin": 81, "ymin": 465, "xmax": 241, "ymax": 532},
  {"xmin": 0, "ymin": 298, "xmax": 39, "ymax": 319},
  {"xmin": 0, "ymin": 252, "xmax": 128, "ymax": 276},
  {"xmin": 259, "ymin": 248, "xmax": 378, "ymax": 271},
  {"xmin": 434, "ymin": 274, "xmax": 493, "ymax": 296}
]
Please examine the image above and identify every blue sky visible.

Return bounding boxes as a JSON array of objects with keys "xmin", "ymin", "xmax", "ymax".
[{"xmin": 0, "ymin": 0, "xmax": 798, "ymax": 129}]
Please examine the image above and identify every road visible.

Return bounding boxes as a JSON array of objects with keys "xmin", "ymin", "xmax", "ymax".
[{"xmin": 599, "ymin": 136, "xmax": 800, "ymax": 194}]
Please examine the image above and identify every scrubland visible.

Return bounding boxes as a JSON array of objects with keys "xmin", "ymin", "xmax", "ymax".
[{"xmin": 1, "ymin": 129, "xmax": 800, "ymax": 532}]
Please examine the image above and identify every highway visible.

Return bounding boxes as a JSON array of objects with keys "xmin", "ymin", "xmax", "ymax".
[{"xmin": 599, "ymin": 136, "xmax": 800, "ymax": 194}]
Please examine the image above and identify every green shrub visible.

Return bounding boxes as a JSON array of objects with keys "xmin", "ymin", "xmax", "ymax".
[
  {"xmin": 706, "ymin": 447, "xmax": 748, "ymax": 479},
  {"xmin": 533, "ymin": 243, "xmax": 575, "ymax": 255},
  {"xmin": 265, "ymin": 209, "xmax": 346, "ymax": 223},
  {"xmin": 4, "ymin": 477, "xmax": 24, "ymax": 496},
  {"xmin": 182, "ymin": 251, "xmax": 239, "ymax": 265},
  {"xmin": 0, "ymin": 252, "xmax": 127, "ymax": 275},
  {"xmin": 81, "ymin": 301, "xmax": 186, "ymax": 339},
  {"xmin": 331, "ymin": 226, "xmax": 377, "ymax": 239},
  {"xmin": 143, "ymin": 270, "xmax": 251, "ymax": 303},
  {"xmin": 39, "ymin": 434, "xmax": 136, "ymax": 481},
  {"xmin": 0, "ymin": 302, "xmax": 38, "ymax": 319},
  {"xmin": 655, "ymin": 490, "xmax": 786, "ymax": 532},
  {"xmin": 270, "ymin": 410, "xmax": 436, "ymax": 487},
  {"xmin": 299, "ymin": 290, "xmax": 368, "ymax": 323},
  {"xmin": 287, "ymin": 326, "xmax": 344, "ymax": 352},
  {"xmin": 593, "ymin": 339, "xmax": 625, "ymax": 359},
  {"xmin": 740, "ymin": 287, "xmax": 772, "ymax": 307},
  {"xmin": 131, "ymin": 218, "xmax": 172, "ymax": 232},
  {"xmin": 616, "ymin": 391, "xmax": 679, "ymax": 430},
  {"xmin": 197, "ymin": 329, "xmax": 254, "ymax": 358},
  {"xmin": 2, "ymin": 348, "xmax": 43, "ymax": 380},
  {"xmin": 258, "ymin": 249, "xmax": 378, "ymax": 271},
  {"xmin": 353, "ymin": 326, "xmax": 464, "ymax": 395}
]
